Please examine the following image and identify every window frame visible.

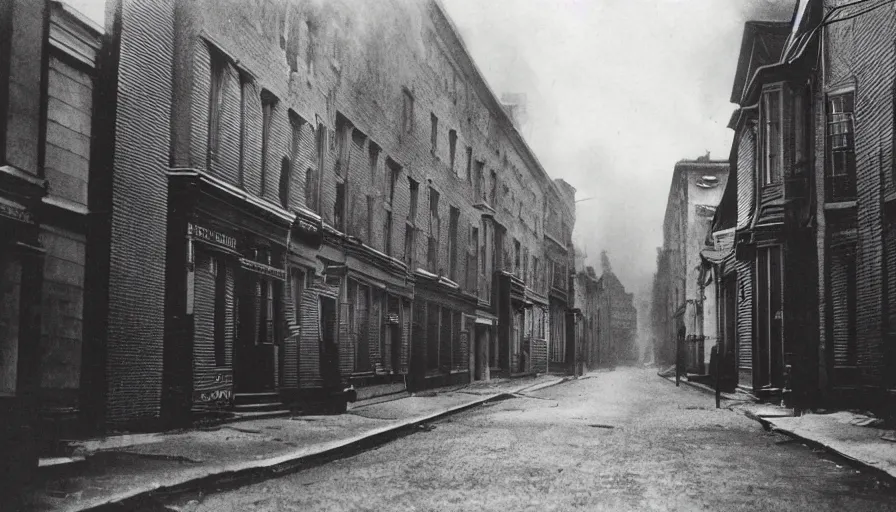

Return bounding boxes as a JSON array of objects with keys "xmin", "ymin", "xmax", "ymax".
[
  {"xmin": 761, "ymin": 84, "xmax": 784, "ymax": 186},
  {"xmin": 825, "ymin": 89, "xmax": 857, "ymax": 202}
]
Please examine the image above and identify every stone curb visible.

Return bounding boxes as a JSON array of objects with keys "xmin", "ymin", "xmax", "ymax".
[
  {"xmin": 74, "ymin": 377, "xmax": 569, "ymax": 511},
  {"xmin": 657, "ymin": 373, "xmax": 896, "ymax": 484}
]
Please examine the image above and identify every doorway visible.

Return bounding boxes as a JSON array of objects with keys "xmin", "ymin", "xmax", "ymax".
[
  {"xmin": 756, "ymin": 246, "xmax": 783, "ymax": 390},
  {"xmin": 319, "ymin": 296, "xmax": 340, "ymax": 390}
]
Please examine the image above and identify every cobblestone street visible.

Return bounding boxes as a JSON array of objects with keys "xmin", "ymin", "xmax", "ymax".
[{"xmin": 168, "ymin": 368, "xmax": 896, "ymax": 512}]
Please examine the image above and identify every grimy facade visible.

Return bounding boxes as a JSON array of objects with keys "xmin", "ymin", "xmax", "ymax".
[
  {"xmin": 106, "ymin": 0, "xmax": 577, "ymax": 426},
  {"xmin": 656, "ymin": 0, "xmax": 896, "ymax": 415},
  {"xmin": 0, "ymin": 0, "xmax": 580, "ymax": 478}
]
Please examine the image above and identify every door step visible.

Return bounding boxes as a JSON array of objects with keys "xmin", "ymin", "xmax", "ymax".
[{"xmin": 233, "ymin": 392, "xmax": 285, "ymax": 412}]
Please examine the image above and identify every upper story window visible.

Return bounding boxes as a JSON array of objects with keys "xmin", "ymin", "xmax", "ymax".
[
  {"xmin": 761, "ymin": 87, "xmax": 783, "ymax": 185},
  {"xmin": 402, "ymin": 88, "xmax": 414, "ymax": 134},
  {"xmin": 428, "ymin": 187, "xmax": 440, "ymax": 271},
  {"xmin": 408, "ymin": 177, "xmax": 419, "ymax": 222},
  {"xmin": 305, "ymin": 20, "xmax": 317, "ymax": 75},
  {"xmin": 449, "ymin": 129, "xmax": 458, "ymax": 174},
  {"xmin": 369, "ymin": 142, "xmax": 380, "ymax": 183},
  {"xmin": 260, "ymin": 90, "xmax": 278, "ymax": 198},
  {"xmin": 430, "ymin": 113, "xmax": 438, "ymax": 154},
  {"xmin": 826, "ymin": 91, "xmax": 856, "ymax": 202},
  {"xmin": 207, "ymin": 49, "xmax": 227, "ymax": 168},
  {"xmin": 282, "ymin": 111, "xmax": 303, "ymax": 209}
]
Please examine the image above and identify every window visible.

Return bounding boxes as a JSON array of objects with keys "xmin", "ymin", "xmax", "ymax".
[
  {"xmin": 430, "ymin": 113, "xmax": 438, "ymax": 153},
  {"xmin": 335, "ymin": 182, "xmax": 345, "ymax": 232},
  {"xmin": 386, "ymin": 160, "xmax": 400, "ymax": 206},
  {"xmin": 448, "ymin": 206, "xmax": 459, "ymax": 281},
  {"xmin": 762, "ymin": 87, "xmax": 782, "ymax": 184},
  {"xmin": 305, "ymin": 20, "xmax": 317, "ymax": 75},
  {"xmin": 404, "ymin": 225, "xmax": 415, "ymax": 267},
  {"xmin": 402, "ymin": 89, "xmax": 414, "ymax": 134},
  {"xmin": 449, "ymin": 129, "xmax": 458, "ymax": 174},
  {"xmin": 533, "ymin": 257, "xmax": 540, "ymax": 291},
  {"xmin": 474, "ymin": 160, "xmax": 484, "ymax": 200},
  {"xmin": 826, "ymin": 91, "xmax": 856, "ymax": 202},
  {"xmin": 471, "ymin": 226, "xmax": 479, "ymax": 291},
  {"xmin": 408, "ymin": 178, "xmax": 419, "ymax": 222},
  {"xmin": 384, "ymin": 211, "xmax": 393, "ymax": 256},
  {"xmin": 335, "ymin": 115, "xmax": 350, "ymax": 177},
  {"xmin": 207, "ymin": 50, "xmax": 226, "ymax": 168},
  {"xmin": 369, "ymin": 142, "xmax": 380, "ymax": 183},
  {"xmin": 260, "ymin": 91, "xmax": 278, "ymax": 197},
  {"xmin": 282, "ymin": 113, "xmax": 303, "ymax": 209},
  {"xmin": 514, "ymin": 239, "xmax": 521, "ymax": 276},
  {"xmin": 428, "ymin": 188, "xmax": 440, "ymax": 272},
  {"xmin": 305, "ymin": 168, "xmax": 317, "ymax": 211},
  {"xmin": 489, "ymin": 169, "xmax": 497, "ymax": 205},
  {"xmin": 238, "ymin": 73, "xmax": 249, "ymax": 185},
  {"xmin": 465, "ymin": 147, "xmax": 472, "ymax": 182},
  {"xmin": 366, "ymin": 195, "xmax": 375, "ymax": 245},
  {"xmin": 793, "ymin": 87, "xmax": 807, "ymax": 169}
]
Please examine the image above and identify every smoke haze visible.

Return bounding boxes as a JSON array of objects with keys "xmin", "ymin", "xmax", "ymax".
[{"xmin": 441, "ymin": 0, "xmax": 797, "ymax": 298}]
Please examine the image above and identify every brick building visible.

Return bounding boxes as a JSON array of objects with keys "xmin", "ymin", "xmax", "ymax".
[
  {"xmin": 75, "ymin": 0, "xmax": 578, "ymax": 430},
  {"xmin": 811, "ymin": 0, "xmax": 896, "ymax": 410}
]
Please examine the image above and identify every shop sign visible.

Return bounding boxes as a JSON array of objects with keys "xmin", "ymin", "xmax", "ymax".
[
  {"xmin": 240, "ymin": 257, "xmax": 287, "ymax": 280},
  {"xmin": 188, "ymin": 223, "xmax": 238, "ymax": 252},
  {"xmin": 293, "ymin": 211, "xmax": 323, "ymax": 248},
  {"xmin": 193, "ymin": 369, "xmax": 233, "ymax": 404},
  {"xmin": 0, "ymin": 202, "xmax": 33, "ymax": 224}
]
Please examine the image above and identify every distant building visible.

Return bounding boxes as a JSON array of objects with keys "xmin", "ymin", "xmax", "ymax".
[
  {"xmin": 595, "ymin": 270, "xmax": 638, "ymax": 368},
  {"xmin": 653, "ymin": 158, "xmax": 729, "ymax": 374}
]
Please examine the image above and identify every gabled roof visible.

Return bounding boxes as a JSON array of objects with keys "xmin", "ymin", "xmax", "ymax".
[{"xmin": 729, "ymin": 21, "xmax": 791, "ymax": 105}]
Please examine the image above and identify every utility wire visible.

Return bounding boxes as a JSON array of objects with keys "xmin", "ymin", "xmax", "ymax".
[{"xmin": 823, "ymin": 0, "xmax": 895, "ymax": 25}]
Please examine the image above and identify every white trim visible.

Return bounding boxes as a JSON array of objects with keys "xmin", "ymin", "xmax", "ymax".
[{"xmin": 42, "ymin": 195, "xmax": 89, "ymax": 216}]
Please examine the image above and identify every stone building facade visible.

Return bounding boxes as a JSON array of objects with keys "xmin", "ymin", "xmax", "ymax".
[
  {"xmin": 653, "ymin": 158, "xmax": 729, "ymax": 373},
  {"xmin": 0, "ymin": 0, "xmax": 103, "ymax": 491}
]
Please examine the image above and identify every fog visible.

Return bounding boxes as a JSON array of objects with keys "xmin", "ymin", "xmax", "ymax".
[{"xmin": 441, "ymin": 0, "xmax": 797, "ymax": 299}]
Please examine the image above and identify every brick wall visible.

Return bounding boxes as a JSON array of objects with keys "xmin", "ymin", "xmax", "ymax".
[
  {"xmin": 104, "ymin": 0, "xmax": 175, "ymax": 426},
  {"xmin": 822, "ymin": 3, "xmax": 896, "ymax": 387}
]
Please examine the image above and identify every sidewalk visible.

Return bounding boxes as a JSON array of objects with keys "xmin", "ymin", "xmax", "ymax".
[
  {"xmin": 659, "ymin": 371, "xmax": 896, "ymax": 482},
  {"xmin": 23, "ymin": 374, "xmax": 568, "ymax": 512}
]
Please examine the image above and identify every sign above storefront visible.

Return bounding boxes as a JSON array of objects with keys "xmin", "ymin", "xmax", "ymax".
[
  {"xmin": 240, "ymin": 257, "xmax": 287, "ymax": 281},
  {"xmin": 0, "ymin": 201, "xmax": 34, "ymax": 224},
  {"xmin": 292, "ymin": 209, "xmax": 323, "ymax": 249},
  {"xmin": 188, "ymin": 223, "xmax": 238, "ymax": 253}
]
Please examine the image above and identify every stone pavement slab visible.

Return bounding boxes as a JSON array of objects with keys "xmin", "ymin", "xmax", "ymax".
[
  {"xmin": 762, "ymin": 413, "xmax": 896, "ymax": 480},
  {"xmin": 22, "ymin": 374, "xmax": 567, "ymax": 512},
  {"xmin": 658, "ymin": 370, "xmax": 896, "ymax": 483}
]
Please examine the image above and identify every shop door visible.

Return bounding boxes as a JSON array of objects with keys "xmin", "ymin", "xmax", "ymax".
[
  {"xmin": 756, "ymin": 246, "xmax": 784, "ymax": 389},
  {"xmin": 320, "ymin": 296, "xmax": 340, "ymax": 389}
]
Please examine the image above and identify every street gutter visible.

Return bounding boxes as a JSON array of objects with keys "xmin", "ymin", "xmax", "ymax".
[{"xmin": 81, "ymin": 377, "xmax": 570, "ymax": 511}]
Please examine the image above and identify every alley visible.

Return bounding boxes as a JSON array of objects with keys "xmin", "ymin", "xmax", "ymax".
[{"xmin": 167, "ymin": 368, "xmax": 896, "ymax": 512}]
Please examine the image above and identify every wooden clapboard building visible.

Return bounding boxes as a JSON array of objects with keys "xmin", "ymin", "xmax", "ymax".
[{"xmin": 709, "ymin": 9, "xmax": 822, "ymax": 405}]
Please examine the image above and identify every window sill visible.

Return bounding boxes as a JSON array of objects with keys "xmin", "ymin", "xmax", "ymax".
[{"xmin": 824, "ymin": 200, "xmax": 857, "ymax": 211}]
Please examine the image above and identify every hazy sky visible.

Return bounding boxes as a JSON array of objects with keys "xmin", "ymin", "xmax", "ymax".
[
  {"xmin": 66, "ymin": 0, "xmax": 796, "ymax": 299},
  {"xmin": 442, "ymin": 0, "xmax": 796, "ymax": 298}
]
